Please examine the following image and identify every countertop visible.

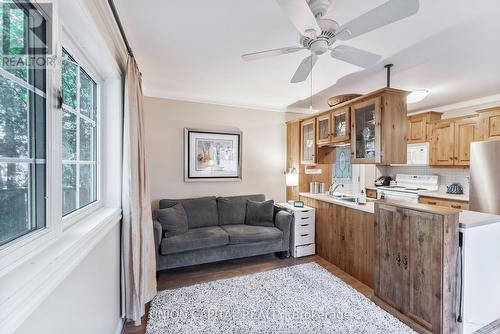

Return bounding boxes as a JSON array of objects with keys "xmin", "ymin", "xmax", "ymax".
[
  {"xmin": 299, "ymin": 192, "xmax": 374, "ymax": 214},
  {"xmin": 299, "ymin": 192, "xmax": 500, "ymax": 229}
]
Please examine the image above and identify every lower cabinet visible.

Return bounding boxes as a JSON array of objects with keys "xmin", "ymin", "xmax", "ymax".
[
  {"xmin": 419, "ymin": 196, "xmax": 469, "ymax": 210},
  {"xmin": 300, "ymin": 196, "xmax": 374, "ymax": 288},
  {"xmin": 374, "ymin": 202, "xmax": 459, "ymax": 334}
]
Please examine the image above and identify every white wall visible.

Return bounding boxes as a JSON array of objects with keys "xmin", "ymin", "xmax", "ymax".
[
  {"xmin": 14, "ymin": 224, "xmax": 122, "ymax": 334},
  {"xmin": 144, "ymin": 97, "xmax": 291, "ymax": 208}
]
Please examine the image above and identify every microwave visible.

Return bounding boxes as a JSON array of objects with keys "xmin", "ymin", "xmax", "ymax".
[{"xmin": 407, "ymin": 142, "xmax": 429, "ymax": 165}]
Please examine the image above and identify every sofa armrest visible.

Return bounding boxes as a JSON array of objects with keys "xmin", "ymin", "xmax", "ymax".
[
  {"xmin": 153, "ymin": 219, "xmax": 162, "ymax": 255},
  {"xmin": 274, "ymin": 210, "xmax": 292, "ymax": 253}
]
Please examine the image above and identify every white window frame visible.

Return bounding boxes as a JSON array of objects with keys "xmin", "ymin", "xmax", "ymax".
[
  {"xmin": 59, "ymin": 28, "xmax": 103, "ymax": 228},
  {"xmin": 0, "ymin": 0, "xmax": 106, "ymax": 273},
  {"xmin": 0, "ymin": 0, "xmax": 58, "ymax": 274}
]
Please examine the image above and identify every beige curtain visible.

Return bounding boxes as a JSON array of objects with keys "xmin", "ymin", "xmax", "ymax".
[{"xmin": 121, "ymin": 56, "xmax": 157, "ymax": 325}]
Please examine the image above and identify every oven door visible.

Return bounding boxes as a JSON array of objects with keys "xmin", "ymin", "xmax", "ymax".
[{"xmin": 378, "ymin": 190, "xmax": 419, "ymax": 203}]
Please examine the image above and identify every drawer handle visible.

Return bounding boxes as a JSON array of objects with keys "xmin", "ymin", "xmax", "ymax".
[
  {"xmin": 301, "ymin": 217, "xmax": 309, "ymax": 220},
  {"xmin": 300, "ymin": 234, "xmax": 309, "ymax": 237},
  {"xmin": 427, "ymin": 201, "xmax": 437, "ymax": 205},
  {"xmin": 300, "ymin": 224, "xmax": 309, "ymax": 227},
  {"xmin": 451, "ymin": 204, "xmax": 462, "ymax": 209}
]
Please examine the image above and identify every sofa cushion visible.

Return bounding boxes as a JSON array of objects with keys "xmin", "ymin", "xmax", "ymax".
[
  {"xmin": 159, "ymin": 196, "xmax": 218, "ymax": 228},
  {"xmin": 217, "ymin": 194, "xmax": 266, "ymax": 225},
  {"xmin": 221, "ymin": 224, "xmax": 282, "ymax": 244},
  {"xmin": 155, "ymin": 203, "xmax": 188, "ymax": 238},
  {"xmin": 245, "ymin": 199, "xmax": 275, "ymax": 227},
  {"xmin": 160, "ymin": 226, "xmax": 229, "ymax": 255}
]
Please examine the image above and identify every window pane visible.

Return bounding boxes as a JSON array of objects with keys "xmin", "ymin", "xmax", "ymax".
[
  {"xmin": 0, "ymin": 162, "xmax": 30, "ymax": 245},
  {"xmin": 79, "ymin": 164, "xmax": 95, "ymax": 207},
  {"xmin": 80, "ymin": 70, "xmax": 94, "ymax": 119},
  {"xmin": 62, "ymin": 109, "xmax": 76, "ymax": 160},
  {"xmin": 0, "ymin": 3, "xmax": 28, "ymax": 82},
  {"xmin": 61, "ymin": 49, "xmax": 98, "ymax": 217},
  {"xmin": 79, "ymin": 119, "xmax": 95, "ymax": 161},
  {"xmin": 62, "ymin": 164, "xmax": 76, "ymax": 215},
  {"xmin": 0, "ymin": 75, "xmax": 29, "ymax": 158},
  {"xmin": 62, "ymin": 57, "xmax": 77, "ymax": 109},
  {"xmin": 0, "ymin": 2, "xmax": 46, "ymax": 246}
]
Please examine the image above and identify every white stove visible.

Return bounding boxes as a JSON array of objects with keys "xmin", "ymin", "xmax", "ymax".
[{"xmin": 376, "ymin": 174, "xmax": 439, "ymax": 203}]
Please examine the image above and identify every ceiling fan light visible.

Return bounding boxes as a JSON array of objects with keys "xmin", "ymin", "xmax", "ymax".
[{"xmin": 407, "ymin": 89, "xmax": 430, "ymax": 104}]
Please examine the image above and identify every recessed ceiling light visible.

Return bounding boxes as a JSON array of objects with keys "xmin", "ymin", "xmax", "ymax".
[{"xmin": 407, "ymin": 89, "xmax": 430, "ymax": 104}]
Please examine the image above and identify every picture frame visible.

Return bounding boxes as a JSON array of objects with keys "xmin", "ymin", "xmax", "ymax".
[{"xmin": 184, "ymin": 128, "xmax": 242, "ymax": 182}]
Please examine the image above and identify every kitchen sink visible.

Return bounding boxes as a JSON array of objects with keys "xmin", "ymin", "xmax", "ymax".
[{"xmin": 330, "ymin": 194, "xmax": 357, "ymax": 202}]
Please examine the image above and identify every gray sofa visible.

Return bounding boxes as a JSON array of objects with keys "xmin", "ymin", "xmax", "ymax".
[{"xmin": 153, "ymin": 194, "xmax": 292, "ymax": 271}]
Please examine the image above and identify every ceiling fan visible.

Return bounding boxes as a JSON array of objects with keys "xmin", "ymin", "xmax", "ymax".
[{"xmin": 242, "ymin": 0, "xmax": 419, "ymax": 83}]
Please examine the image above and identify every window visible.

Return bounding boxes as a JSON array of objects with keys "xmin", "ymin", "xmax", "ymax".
[
  {"xmin": 0, "ymin": 1, "xmax": 46, "ymax": 246},
  {"xmin": 61, "ymin": 49, "xmax": 98, "ymax": 216}
]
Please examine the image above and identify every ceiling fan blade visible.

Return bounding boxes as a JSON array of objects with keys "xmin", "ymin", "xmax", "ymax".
[
  {"xmin": 242, "ymin": 46, "xmax": 305, "ymax": 61},
  {"xmin": 276, "ymin": 0, "xmax": 321, "ymax": 35},
  {"xmin": 291, "ymin": 54, "xmax": 318, "ymax": 83},
  {"xmin": 335, "ymin": 0, "xmax": 419, "ymax": 41},
  {"xmin": 330, "ymin": 45, "xmax": 382, "ymax": 68}
]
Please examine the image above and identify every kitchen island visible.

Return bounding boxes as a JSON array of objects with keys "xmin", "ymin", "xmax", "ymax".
[{"xmin": 300, "ymin": 192, "xmax": 500, "ymax": 334}]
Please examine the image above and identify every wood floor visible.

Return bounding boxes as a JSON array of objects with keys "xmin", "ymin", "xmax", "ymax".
[{"xmin": 123, "ymin": 254, "xmax": 373, "ymax": 334}]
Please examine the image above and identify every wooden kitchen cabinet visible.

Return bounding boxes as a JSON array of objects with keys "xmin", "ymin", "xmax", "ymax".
[
  {"xmin": 300, "ymin": 118, "xmax": 316, "ymax": 164},
  {"xmin": 407, "ymin": 111, "xmax": 442, "ymax": 143},
  {"xmin": 331, "ymin": 107, "xmax": 350, "ymax": 143},
  {"xmin": 374, "ymin": 202, "xmax": 459, "ymax": 334},
  {"xmin": 419, "ymin": 195, "xmax": 469, "ymax": 210},
  {"xmin": 300, "ymin": 196, "xmax": 374, "ymax": 288},
  {"xmin": 316, "ymin": 114, "xmax": 330, "ymax": 145},
  {"xmin": 351, "ymin": 97, "xmax": 381, "ymax": 163},
  {"xmin": 477, "ymin": 107, "xmax": 500, "ymax": 140},
  {"xmin": 351, "ymin": 89, "xmax": 409, "ymax": 165},
  {"xmin": 431, "ymin": 115, "xmax": 479, "ymax": 167}
]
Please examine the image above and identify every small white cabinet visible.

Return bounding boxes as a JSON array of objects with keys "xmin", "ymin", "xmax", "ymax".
[{"xmin": 276, "ymin": 203, "xmax": 316, "ymax": 257}]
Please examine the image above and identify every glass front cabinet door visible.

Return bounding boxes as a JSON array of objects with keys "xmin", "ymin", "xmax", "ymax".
[
  {"xmin": 316, "ymin": 114, "xmax": 330, "ymax": 145},
  {"xmin": 351, "ymin": 97, "xmax": 382, "ymax": 163},
  {"xmin": 331, "ymin": 107, "xmax": 350, "ymax": 143},
  {"xmin": 301, "ymin": 118, "xmax": 316, "ymax": 164}
]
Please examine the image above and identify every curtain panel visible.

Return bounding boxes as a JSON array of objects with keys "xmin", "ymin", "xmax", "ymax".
[{"xmin": 121, "ymin": 56, "xmax": 157, "ymax": 325}]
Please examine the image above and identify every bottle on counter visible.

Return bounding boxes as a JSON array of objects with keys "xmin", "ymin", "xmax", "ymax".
[{"xmin": 358, "ymin": 189, "xmax": 367, "ymax": 205}]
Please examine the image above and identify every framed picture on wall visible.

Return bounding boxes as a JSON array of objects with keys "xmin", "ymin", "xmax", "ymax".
[{"xmin": 184, "ymin": 128, "xmax": 242, "ymax": 182}]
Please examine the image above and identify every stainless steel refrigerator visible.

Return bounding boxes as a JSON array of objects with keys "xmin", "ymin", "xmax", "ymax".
[{"xmin": 470, "ymin": 140, "xmax": 500, "ymax": 214}]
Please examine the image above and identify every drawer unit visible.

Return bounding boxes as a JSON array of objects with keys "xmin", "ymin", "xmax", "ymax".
[
  {"xmin": 276, "ymin": 203, "xmax": 316, "ymax": 258},
  {"xmin": 419, "ymin": 195, "xmax": 469, "ymax": 210}
]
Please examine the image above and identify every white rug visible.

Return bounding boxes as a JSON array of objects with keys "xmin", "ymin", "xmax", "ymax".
[{"xmin": 146, "ymin": 263, "xmax": 415, "ymax": 334}]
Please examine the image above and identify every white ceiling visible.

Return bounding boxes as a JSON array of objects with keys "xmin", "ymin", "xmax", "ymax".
[{"xmin": 114, "ymin": 0, "xmax": 500, "ymax": 113}]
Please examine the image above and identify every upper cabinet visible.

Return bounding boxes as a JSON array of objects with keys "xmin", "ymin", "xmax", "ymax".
[
  {"xmin": 331, "ymin": 107, "xmax": 350, "ymax": 143},
  {"xmin": 316, "ymin": 114, "xmax": 330, "ymax": 146},
  {"xmin": 407, "ymin": 111, "xmax": 442, "ymax": 143},
  {"xmin": 351, "ymin": 97, "xmax": 381, "ymax": 163},
  {"xmin": 477, "ymin": 107, "xmax": 500, "ymax": 141},
  {"xmin": 300, "ymin": 118, "xmax": 316, "ymax": 164},
  {"xmin": 351, "ymin": 89, "xmax": 409, "ymax": 165},
  {"xmin": 430, "ymin": 115, "xmax": 479, "ymax": 166},
  {"xmin": 297, "ymin": 88, "xmax": 409, "ymax": 165}
]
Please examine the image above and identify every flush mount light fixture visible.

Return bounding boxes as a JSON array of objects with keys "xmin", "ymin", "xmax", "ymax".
[{"xmin": 407, "ymin": 89, "xmax": 430, "ymax": 104}]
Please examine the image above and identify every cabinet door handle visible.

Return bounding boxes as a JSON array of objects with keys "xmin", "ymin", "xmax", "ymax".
[
  {"xmin": 396, "ymin": 253, "xmax": 401, "ymax": 267},
  {"xmin": 403, "ymin": 256, "xmax": 408, "ymax": 270}
]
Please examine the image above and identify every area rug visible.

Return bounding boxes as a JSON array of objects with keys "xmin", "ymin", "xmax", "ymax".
[{"xmin": 146, "ymin": 263, "xmax": 415, "ymax": 334}]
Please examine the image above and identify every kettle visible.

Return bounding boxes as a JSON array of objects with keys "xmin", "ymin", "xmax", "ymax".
[{"xmin": 446, "ymin": 183, "xmax": 464, "ymax": 195}]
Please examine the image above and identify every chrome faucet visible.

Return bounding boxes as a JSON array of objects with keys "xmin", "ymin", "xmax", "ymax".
[{"xmin": 329, "ymin": 183, "xmax": 344, "ymax": 195}]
